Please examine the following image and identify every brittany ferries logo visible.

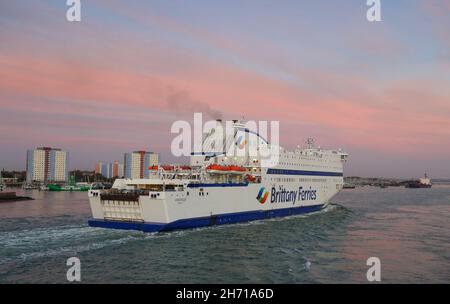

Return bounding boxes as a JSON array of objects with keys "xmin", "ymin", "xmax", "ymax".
[
  {"xmin": 256, "ymin": 187, "xmax": 269, "ymax": 204},
  {"xmin": 271, "ymin": 186, "xmax": 317, "ymax": 204},
  {"xmin": 257, "ymin": 186, "xmax": 318, "ymax": 205}
]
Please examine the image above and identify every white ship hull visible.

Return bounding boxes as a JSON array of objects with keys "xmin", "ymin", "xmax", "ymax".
[{"xmin": 88, "ymin": 169, "xmax": 343, "ymax": 232}]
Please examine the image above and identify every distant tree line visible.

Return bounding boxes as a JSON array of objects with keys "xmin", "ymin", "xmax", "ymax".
[{"xmin": 1, "ymin": 170, "xmax": 26, "ymax": 182}]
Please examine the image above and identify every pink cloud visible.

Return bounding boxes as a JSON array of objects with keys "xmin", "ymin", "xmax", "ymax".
[
  {"xmin": 2, "ymin": 49, "xmax": 450, "ymax": 156},
  {"xmin": 1, "ymin": 4, "xmax": 450, "ymax": 162}
]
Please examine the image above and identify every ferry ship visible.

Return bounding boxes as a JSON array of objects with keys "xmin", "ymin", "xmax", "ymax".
[{"xmin": 88, "ymin": 120, "xmax": 348, "ymax": 232}]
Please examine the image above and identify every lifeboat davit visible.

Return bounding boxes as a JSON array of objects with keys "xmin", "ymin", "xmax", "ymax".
[{"xmin": 206, "ymin": 164, "xmax": 229, "ymax": 174}]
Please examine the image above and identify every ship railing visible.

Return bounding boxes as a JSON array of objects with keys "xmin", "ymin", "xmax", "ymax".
[{"xmin": 150, "ymin": 166, "xmax": 207, "ymax": 183}]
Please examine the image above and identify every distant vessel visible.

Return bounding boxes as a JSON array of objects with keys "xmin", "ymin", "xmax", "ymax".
[
  {"xmin": 405, "ymin": 174, "xmax": 432, "ymax": 188},
  {"xmin": 48, "ymin": 184, "xmax": 90, "ymax": 192},
  {"xmin": 0, "ymin": 171, "xmax": 5, "ymax": 191},
  {"xmin": 23, "ymin": 184, "xmax": 39, "ymax": 190},
  {"xmin": 0, "ymin": 191, "xmax": 33, "ymax": 203},
  {"xmin": 48, "ymin": 176, "xmax": 90, "ymax": 192},
  {"xmin": 88, "ymin": 119, "xmax": 348, "ymax": 232}
]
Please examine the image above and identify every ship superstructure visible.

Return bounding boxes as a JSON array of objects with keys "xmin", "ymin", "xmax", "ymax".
[{"xmin": 88, "ymin": 120, "xmax": 348, "ymax": 232}]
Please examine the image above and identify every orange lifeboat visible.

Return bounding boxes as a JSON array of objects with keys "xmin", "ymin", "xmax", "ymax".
[
  {"xmin": 161, "ymin": 165, "xmax": 175, "ymax": 171},
  {"xmin": 228, "ymin": 165, "xmax": 246, "ymax": 174},
  {"xmin": 180, "ymin": 165, "xmax": 191, "ymax": 170},
  {"xmin": 206, "ymin": 164, "xmax": 229, "ymax": 174},
  {"xmin": 149, "ymin": 165, "xmax": 159, "ymax": 171}
]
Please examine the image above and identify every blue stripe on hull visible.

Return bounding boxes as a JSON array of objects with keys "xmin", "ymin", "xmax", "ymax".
[
  {"xmin": 88, "ymin": 204, "xmax": 325, "ymax": 233},
  {"xmin": 88, "ymin": 219, "xmax": 166, "ymax": 232}
]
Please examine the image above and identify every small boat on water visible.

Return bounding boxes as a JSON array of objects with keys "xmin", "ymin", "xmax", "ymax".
[
  {"xmin": 23, "ymin": 184, "xmax": 39, "ymax": 190},
  {"xmin": 0, "ymin": 191, "xmax": 33, "ymax": 203},
  {"xmin": 47, "ymin": 184, "xmax": 90, "ymax": 191},
  {"xmin": 0, "ymin": 171, "xmax": 6, "ymax": 191},
  {"xmin": 48, "ymin": 176, "xmax": 90, "ymax": 192},
  {"xmin": 405, "ymin": 173, "xmax": 432, "ymax": 188}
]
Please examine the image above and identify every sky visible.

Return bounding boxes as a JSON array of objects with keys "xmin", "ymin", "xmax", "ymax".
[{"xmin": 0, "ymin": 0, "xmax": 449, "ymax": 178}]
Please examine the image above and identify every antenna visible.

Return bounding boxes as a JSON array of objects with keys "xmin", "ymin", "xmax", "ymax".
[{"xmin": 306, "ymin": 138, "xmax": 315, "ymax": 149}]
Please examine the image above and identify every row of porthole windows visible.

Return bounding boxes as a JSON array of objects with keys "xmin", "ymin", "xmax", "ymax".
[
  {"xmin": 281, "ymin": 157, "xmax": 339, "ymax": 163},
  {"xmin": 282, "ymin": 155, "xmax": 331, "ymax": 158},
  {"xmin": 268, "ymin": 177, "xmax": 327, "ymax": 183},
  {"xmin": 271, "ymin": 177, "xmax": 296, "ymax": 182},
  {"xmin": 103, "ymin": 201, "xmax": 139, "ymax": 206},
  {"xmin": 278, "ymin": 162, "xmax": 335, "ymax": 169},
  {"xmin": 280, "ymin": 162, "xmax": 339, "ymax": 169}
]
